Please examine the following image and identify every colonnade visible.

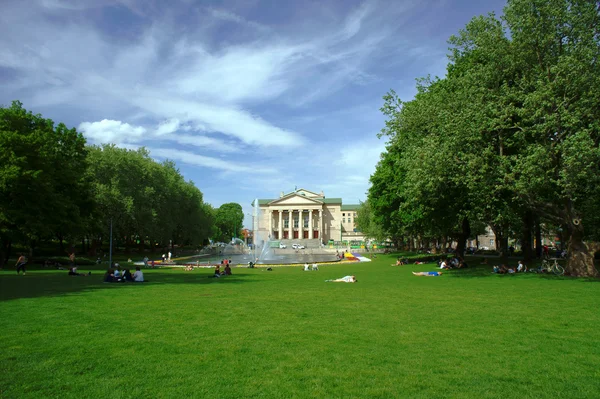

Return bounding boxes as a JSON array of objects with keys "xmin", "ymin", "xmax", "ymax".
[{"xmin": 267, "ymin": 209, "xmax": 324, "ymax": 240}]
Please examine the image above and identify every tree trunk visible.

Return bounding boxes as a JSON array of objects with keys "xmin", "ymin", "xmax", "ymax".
[
  {"xmin": 5, "ymin": 240, "xmax": 12, "ymax": 265},
  {"xmin": 0, "ymin": 238, "xmax": 8, "ymax": 268},
  {"xmin": 491, "ymin": 224, "xmax": 508, "ymax": 257},
  {"xmin": 57, "ymin": 232, "xmax": 64, "ymax": 255},
  {"xmin": 90, "ymin": 238, "xmax": 98, "ymax": 256},
  {"xmin": 522, "ymin": 210, "xmax": 534, "ymax": 261},
  {"xmin": 139, "ymin": 238, "xmax": 145, "ymax": 253},
  {"xmin": 455, "ymin": 217, "xmax": 470, "ymax": 258},
  {"xmin": 565, "ymin": 222, "xmax": 599, "ymax": 277},
  {"xmin": 534, "ymin": 215, "xmax": 542, "ymax": 259},
  {"xmin": 29, "ymin": 239, "xmax": 36, "ymax": 258}
]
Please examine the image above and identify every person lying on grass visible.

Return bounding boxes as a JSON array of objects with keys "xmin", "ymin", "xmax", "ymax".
[
  {"xmin": 325, "ymin": 275, "xmax": 357, "ymax": 283},
  {"xmin": 68, "ymin": 266, "xmax": 90, "ymax": 276},
  {"xmin": 412, "ymin": 271, "xmax": 443, "ymax": 276}
]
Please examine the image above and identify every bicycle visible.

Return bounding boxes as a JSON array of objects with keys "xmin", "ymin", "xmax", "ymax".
[{"xmin": 541, "ymin": 258, "xmax": 565, "ymax": 275}]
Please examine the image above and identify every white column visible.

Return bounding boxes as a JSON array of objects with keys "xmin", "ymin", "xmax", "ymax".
[
  {"xmin": 288, "ymin": 210, "xmax": 293, "ymax": 240},
  {"xmin": 308, "ymin": 210, "xmax": 313, "ymax": 239},
  {"xmin": 299, "ymin": 209, "xmax": 304, "ymax": 239},
  {"xmin": 268, "ymin": 210, "xmax": 273, "ymax": 239},
  {"xmin": 319, "ymin": 209, "xmax": 323, "ymax": 241},
  {"xmin": 278, "ymin": 210, "xmax": 283, "ymax": 240}
]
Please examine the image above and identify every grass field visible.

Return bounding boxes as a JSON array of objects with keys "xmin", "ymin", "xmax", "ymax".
[{"xmin": 1, "ymin": 255, "xmax": 599, "ymax": 398}]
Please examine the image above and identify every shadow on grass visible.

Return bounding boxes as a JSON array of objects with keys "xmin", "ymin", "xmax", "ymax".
[
  {"xmin": 0, "ymin": 270, "xmax": 257, "ymax": 302},
  {"xmin": 445, "ymin": 264, "xmax": 600, "ymax": 282}
]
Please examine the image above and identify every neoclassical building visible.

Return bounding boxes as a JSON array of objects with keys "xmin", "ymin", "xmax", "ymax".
[{"xmin": 253, "ymin": 188, "xmax": 363, "ymax": 244}]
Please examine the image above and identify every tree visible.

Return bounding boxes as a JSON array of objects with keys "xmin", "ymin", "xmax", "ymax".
[
  {"xmin": 0, "ymin": 101, "xmax": 90, "ymax": 262},
  {"xmin": 214, "ymin": 203, "xmax": 244, "ymax": 242},
  {"xmin": 369, "ymin": 0, "xmax": 600, "ymax": 276},
  {"xmin": 354, "ymin": 200, "xmax": 387, "ymax": 242}
]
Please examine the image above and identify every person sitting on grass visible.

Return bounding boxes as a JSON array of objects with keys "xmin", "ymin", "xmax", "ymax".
[
  {"xmin": 214, "ymin": 265, "xmax": 221, "ymax": 278},
  {"xmin": 103, "ymin": 269, "xmax": 116, "ymax": 282},
  {"xmin": 304, "ymin": 263, "xmax": 310, "ymax": 271},
  {"xmin": 325, "ymin": 275, "xmax": 357, "ymax": 283},
  {"xmin": 114, "ymin": 268, "xmax": 121, "ymax": 279},
  {"xmin": 439, "ymin": 260, "xmax": 450, "ymax": 269},
  {"xmin": 312, "ymin": 263, "xmax": 319, "ymax": 271},
  {"xmin": 412, "ymin": 271, "xmax": 443, "ymax": 276},
  {"xmin": 132, "ymin": 266, "xmax": 144, "ymax": 282},
  {"xmin": 122, "ymin": 268, "xmax": 134, "ymax": 282},
  {"xmin": 68, "ymin": 266, "xmax": 90, "ymax": 276},
  {"xmin": 224, "ymin": 264, "xmax": 232, "ymax": 275},
  {"xmin": 517, "ymin": 260, "xmax": 527, "ymax": 273},
  {"xmin": 393, "ymin": 258, "xmax": 404, "ymax": 266}
]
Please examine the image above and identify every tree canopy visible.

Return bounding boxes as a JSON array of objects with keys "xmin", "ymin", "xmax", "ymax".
[
  {"xmin": 369, "ymin": 0, "xmax": 600, "ymax": 276},
  {"xmin": 0, "ymin": 101, "xmax": 234, "ymax": 263}
]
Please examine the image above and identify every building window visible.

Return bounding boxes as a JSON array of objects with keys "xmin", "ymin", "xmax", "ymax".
[
  {"xmin": 349, "ymin": 217, "xmax": 352, "ymax": 223},
  {"xmin": 354, "ymin": 213, "xmax": 357, "ymax": 217},
  {"xmin": 343, "ymin": 218, "xmax": 346, "ymax": 223},
  {"xmin": 490, "ymin": 239, "xmax": 495, "ymax": 247},
  {"xmin": 342, "ymin": 213, "xmax": 345, "ymax": 216},
  {"xmin": 294, "ymin": 219, "xmax": 298, "ymax": 228},
  {"xmin": 284, "ymin": 220, "xmax": 289, "ymax": 228}
]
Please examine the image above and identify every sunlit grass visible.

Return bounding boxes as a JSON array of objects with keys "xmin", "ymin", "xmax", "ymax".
[{"xmin": 1, "ymin": 255, "xmax": 599, "ymax": 398}]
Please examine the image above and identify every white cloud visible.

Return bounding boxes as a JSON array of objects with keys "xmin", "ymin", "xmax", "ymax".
[
  {"xmin": 166, "ymin": 134, "xmax": 240, "ymax": 153},
  {"xmin": 155, "ymin": 119, "xmax": 180, "ymax": 136},
  {"xmin": 149, "ymin": 148, "xmax": 275, "ymax": 174},
  {"xmin": 79, "ymin": 119, "xmax": 146, "ymax": 143}
]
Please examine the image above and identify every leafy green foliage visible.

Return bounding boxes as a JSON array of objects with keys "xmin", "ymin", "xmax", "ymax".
[
  {"xmin": 214, "ymin": 203, "xmax": 244, "ymax": 242},
  {"xmin": 369, "ymin": 0, "xmax": 600, "ymax": 276},
  {"xmin": 0, "ymin": 102, "xmax": 217, "ymax": 258}
]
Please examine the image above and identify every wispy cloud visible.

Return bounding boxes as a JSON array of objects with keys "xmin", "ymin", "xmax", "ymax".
[
  {"xmin": 0, "ymin": 0, "xmax": 477, "ymax": 221},
  {"xmin": 149, "ymin": 148, "xmax": 276, "ymax": 174}
]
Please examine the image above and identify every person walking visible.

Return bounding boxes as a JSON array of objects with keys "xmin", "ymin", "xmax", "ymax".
[{"xmin": 16, "ymin": 254, "xmax": 28, "ymax": 275}]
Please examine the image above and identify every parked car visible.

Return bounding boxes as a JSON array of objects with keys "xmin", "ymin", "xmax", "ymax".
[
  {"xmin": 279, "ymin": 243, "xmax": 287, "ymax": 249},
  {"xmin": 292, "ymin": 243, "xmax": 305, "ymax": 250}
]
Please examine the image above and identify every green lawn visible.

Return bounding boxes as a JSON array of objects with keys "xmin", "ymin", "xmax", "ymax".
[{"xmin": 1, "ymin": 255, "xmax": 599, "ymax": 398}]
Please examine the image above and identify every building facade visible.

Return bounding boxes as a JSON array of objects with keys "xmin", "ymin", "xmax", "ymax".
[{"xmin": 253, "ymin": 189, "xmax": 362, "ymax": 244}]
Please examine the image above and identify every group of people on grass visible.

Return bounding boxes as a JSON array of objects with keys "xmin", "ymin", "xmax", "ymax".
[
  {"xmin": 303, "ymin": 263, "xmax": 319, "ymax": 271},
  {"xmin": 493, "ymin": 261, "xmax": 527, "ymax": 274},
  {"xmin": 103, "ymin": 266, "xmax": 144, "ymax": 283},
  {"xmin": 439, "ymin": 256, "xmax": 468, "ymax": 270},
  {"xmin": 213, "ymin": 262, "xmax": 232, "ymax": 278}
]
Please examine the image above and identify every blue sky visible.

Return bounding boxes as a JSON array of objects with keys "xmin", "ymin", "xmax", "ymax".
[{"xmin": 0, "ymin": 0, "xmax": 507, "ymax": 228}]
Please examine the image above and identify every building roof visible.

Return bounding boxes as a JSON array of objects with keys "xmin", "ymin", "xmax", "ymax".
[
  {"xmin": 321, "ymin": 198, "xmax": 342, "ymax": 204},
  {"xmin": 341, "ymin": 204, "xmax": 360, "ymax": 211},
  {"xmin": 253, "ymin": 197, "xmax": 343, "ymax": 206}
]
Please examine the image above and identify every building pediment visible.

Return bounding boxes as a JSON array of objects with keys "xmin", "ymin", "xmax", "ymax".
[{"xmin": 268, "ymin": 193, "xmax": 323, "ymax": 206}]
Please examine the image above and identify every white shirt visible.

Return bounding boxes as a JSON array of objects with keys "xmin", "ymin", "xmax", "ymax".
[
  {"xmin": 304, "ymin": 264, "xmax": 309, "ymax": 271},
  {"xmin": 440, "ymin": 262, "xmax": 447, "ymax": 269},
  {"xmin": 133, "ymin": 270, "xmax": 144, "ymax": 282},
  {"xmin": 114, "ymin": 269, "xmax": 121, "ymax": 277},
  {"xmin": 340, "ymin": 276, "xmax": 355, "ymax": 283}
]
